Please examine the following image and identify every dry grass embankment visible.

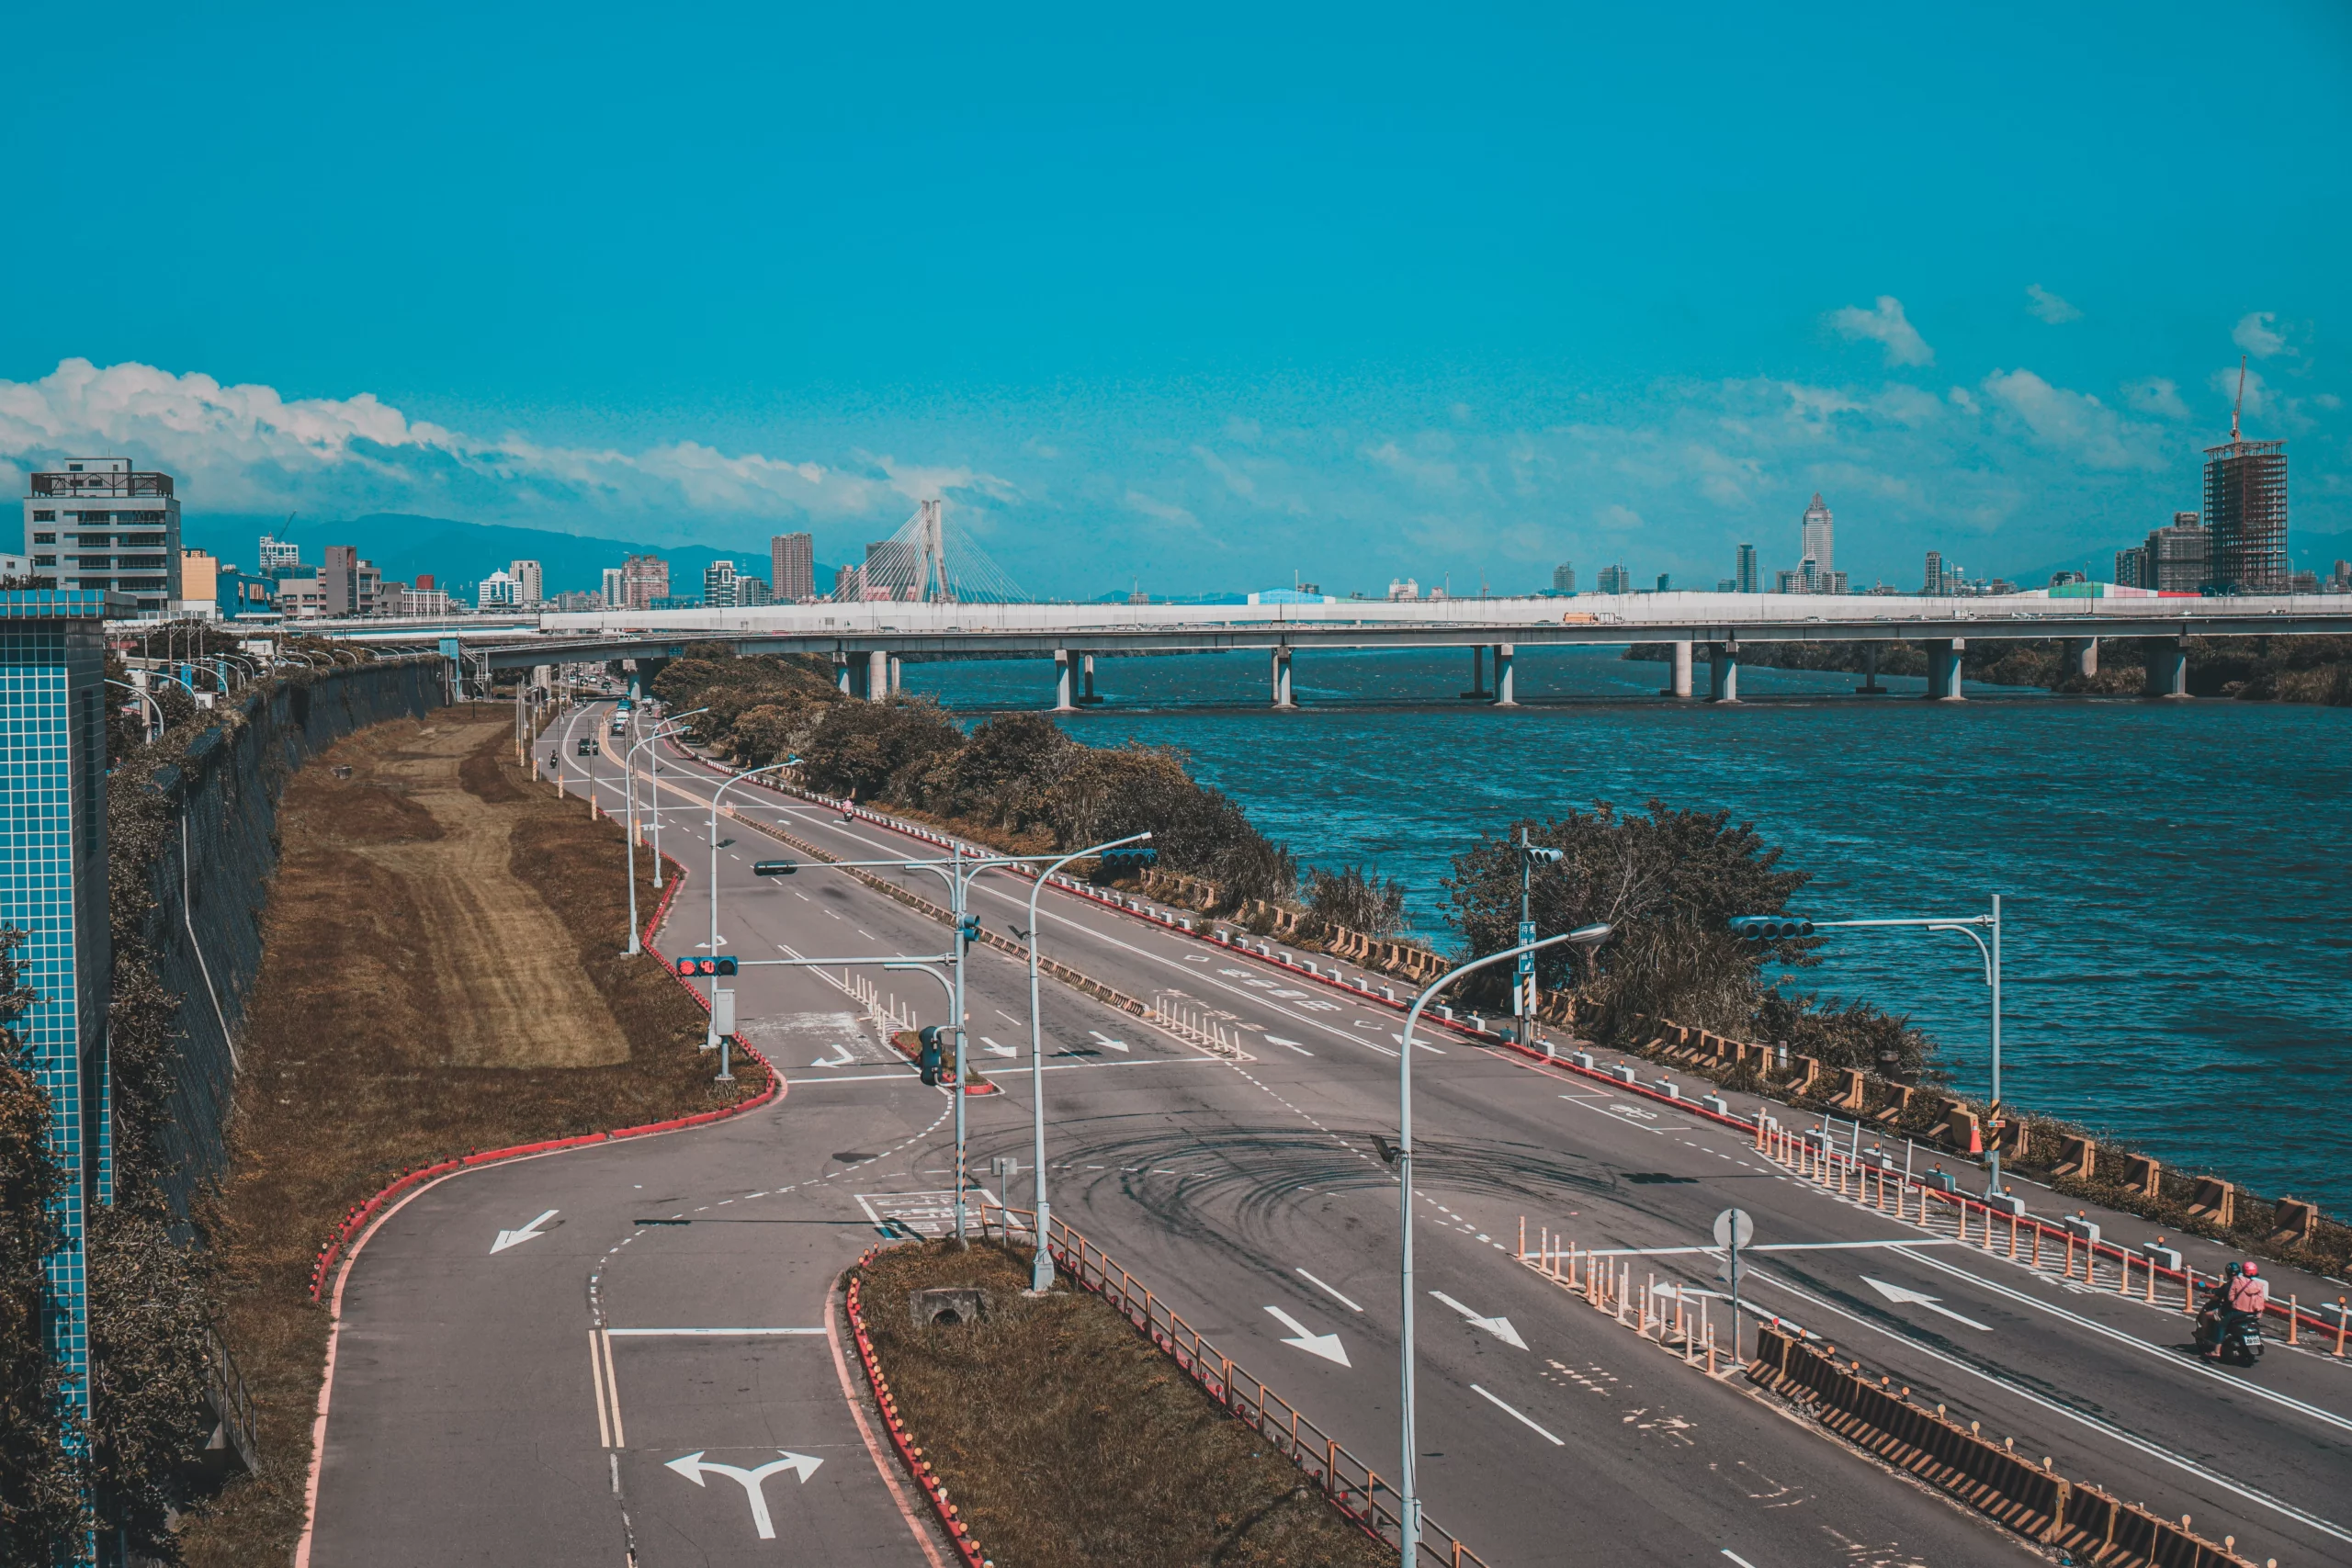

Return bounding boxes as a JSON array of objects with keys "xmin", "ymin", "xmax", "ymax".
[
  {"xmin": 857, "ymin": 1240, "xmax": 1389, "ymax": 1568},
  {"xmin": 181, "ymin": 706, "xmax": 765, "ymax": 1566}
]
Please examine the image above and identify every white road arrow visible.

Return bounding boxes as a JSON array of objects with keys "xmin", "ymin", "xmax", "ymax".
[
  {"xmin": 1429, "ymin": 1291, "xmax": 1529, "ymax": 1349},
  {"xmin": 1089, "ymin": 1030, "xmax": 1131, "ymax": 1054},
  {"xmin": 490, "ymin": 1210, "xmax": 560, "ymax": 1254},
  {"xmin": 1265, "ymin": 1305, "xmax": 1351, "ymax": 1365},
  {"xmin": 980, "ymin": 1036, "xmax": 1017, "ymax": 1057},
  {"xmin": 1263, "ymin": 1035, "xmax": 1314, "ymax": 1056},
  {"xmin": 1862, "ymin": 1276, "xmax": 1994, "ymax": 1332},
  {"xmin": 809, "ymin": 1042, "xmax": 855, "ymax": 1068},
  {"xmin": 664, "ymin": 1450, "xmax": 824, "ymax": 1539}
]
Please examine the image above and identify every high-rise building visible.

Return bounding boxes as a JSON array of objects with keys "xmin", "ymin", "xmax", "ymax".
[
  {"xmin": 2144, "ymin": 513, "xmax": 2208, "ymax": 593},
  {"xmin": 2114, "ymin": 547, "xmax": 2146, "ymax": 589},
  {"xmin": 179, "ymin": 548, "xmax": 220, "ymax": 617},
  {"xmin": 1923, "ymin": 551, "xmax": 1944, "ymax": 595},
  {"xmin": 478, "ymin": 570, "xmax": 520, "ymax": 610},
  {"xmin": 703, "ymin": 559, "xmax": 739, "ymax": 608},
  {"xmin": 772, "ymin": 532, "xmax": 815, "ymax": 601},
  {"xmin": 833, "ymin": 562, "xmax": 860, "ymax": 599},
  {"xmin": 507, "ymin": 558, "xmax": 544, "ymax": 606},
  {"xmin": 738, "ymin": 575, "xmax": 774, "ymax": 607},
  {"xmin": 258, "ymin": 533, "xmax": 301, "ymax": 573},
  {"xmin": 323, "ymin": 545, "xmax": 360, "ymax": 616},
  {"xmin": 621, "ymin": 554, "xmax": 669, "ymax": 609},
  {"xmin": 1736, "ymin": 543, "xmax": 1758, "ymax": 593},
  {"xmin": 1801, "ymin": 493, "xmax": 1834, "ymax": 578},
  {"xmin": 22, "ymin": 457, "xmax": 182, "ymax": 615},
  {"xmin": 1655, "ymin": 572, "xmax": 1671, "ymax": 592},
  {"xmin": 1551, "ymin": 560, "xmax": 1576, "ymax": 593},
  {"xmin": 2203, "ymin": 430, "xmax": 2288, "ymax": 594},
  {"xmin": 601, "ymin": 566, "xmax": 626, "ymax": 607},
  {"xmin": 1595, "ymin": 564, "xmax": 1632, "ymax": 594}
]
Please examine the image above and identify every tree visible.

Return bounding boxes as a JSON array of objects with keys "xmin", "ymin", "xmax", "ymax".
[
  {"xmin": 795, "ymin": 697, "xmax": 967, "ymax": 802},
  {"xmin": 1443, "ymin": 800, "xmax": 1817, "ymax": 1032},
  {"xmin": 1306, "ymin": 864, "xmax": 1408, "ymax": 938}
]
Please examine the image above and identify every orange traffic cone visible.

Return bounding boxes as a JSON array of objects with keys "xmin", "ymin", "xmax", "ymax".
[{"xmin": 1968, "ymin": 1120, "xmax": 1984, "ymax": 1156}]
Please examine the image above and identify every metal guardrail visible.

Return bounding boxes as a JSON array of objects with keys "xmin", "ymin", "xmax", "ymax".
[{"xmin": 974, "ymin": 1201, "xmax": 1492, "ymax": 1568}]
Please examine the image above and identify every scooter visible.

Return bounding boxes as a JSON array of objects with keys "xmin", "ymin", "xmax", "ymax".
[{"xmin": 2196, "ymin": 1307, "xmax": 2264, "ymax": 1367}]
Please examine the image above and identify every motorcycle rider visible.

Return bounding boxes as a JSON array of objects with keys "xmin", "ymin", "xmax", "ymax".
[{"xmin": 2199, "ymin": 1260, "xmax": 2268, "ymax": 1356}]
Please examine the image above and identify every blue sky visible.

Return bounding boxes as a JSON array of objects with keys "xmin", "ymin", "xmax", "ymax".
[{"xmin": 4, "ymin": 1, "xmax": 2347, "ymax": 595}]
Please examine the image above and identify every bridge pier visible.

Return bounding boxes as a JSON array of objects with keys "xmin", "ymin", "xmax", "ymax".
[
  {"xmin": 2065, "ymin": 637, "xmax": 2098, "ymax": 681},
  {"xmin": 1460, "ymin": 644, "xmax": 1488, "ymax": 700},
  {"xmin": 1856, "ymin": 644, "xmax": 1886, "ymax": 694},
  {"xmin": 1926, "ymin": 638, "xmax": 1965, "ymax": 701},
  {"xmin": 2146, "ymin": 635, "xmax": 2189, "ymax": 698},
  {"xmin": 1665, "ymin": 639, "xmax": 1692, "ymax": 699},
  {"xmin": 1271, "ymin": 647, "xmax": 1296, "ymax": 709},
  {"xmin": 867, "ymin": 649, "xmax": 890, "ymax": 702},
  {"xmin": 1493, "ymin": 644, "xmax": 1517, "ymax": 706},
  {"xmin": 835, "ymin": 655, "xmax": 854, "ymax": 696},
  {"xmin": 1079, "ymin": 652, "xmax": 1103, "ymax": 705},
  {"xmin": 1052, "ymin": 649, "xmax": 1077, "ymax": 713},
  {"xmin": 1709, "ymin": 643, "xmax": 1740, "ymax": 703}
]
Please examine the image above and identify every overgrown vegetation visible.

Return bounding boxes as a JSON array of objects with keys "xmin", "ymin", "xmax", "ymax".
[
  {"xmin": 652, "ymin": 653, "xmax": 1298, "ymax": 903},
  {"xmin": 1626, "ymin": 635, "xmax": 2352, "ymax": 705},
  {"xmin": 856, "ymin": 1238, "xmax": 1389, "ymax": 1568},
  {"xmin": 1443, "ymin": 802, "xmax": 1935, "ymax": 1077}
]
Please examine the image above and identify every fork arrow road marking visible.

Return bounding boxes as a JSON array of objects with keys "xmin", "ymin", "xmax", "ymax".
[
  {"xmin": 491, "ymin": 1210, "xmax": 560, "ymax": 1254},
  {"xmin": 1430, "ymin": 1291, "xmax": 1529, "ymax": 1348},
  {"xmin": 1861, "ymin": 1276, "xmax": 1994, "ymax": 1332},
  {"xmin": 1265, "ymin": 1305, "xmax": 1351, "ymax": 1365},
  {"xmin": 664, "ymin": 1450, "xmax": 823, "ymax": 1539}
]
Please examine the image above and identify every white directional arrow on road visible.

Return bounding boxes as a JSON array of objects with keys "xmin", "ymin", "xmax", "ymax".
[
  {"xmin": 1862, "ymin": 1276, "xmax": 1994, "ymax": 1332},
  {"xmin": 490, "ymin": 1210, "xmax": 560, "ymax": 1254},
  {"xmin": 809, "ymin": 1042, "xmax": 855, "ymax": 1068},
  {"xmin": 980, "ymin": 1036, "xmax": 1018, "ymax": 1057},
  {"xmin": 1089, "ymin": 1030, "xmax": 1131, "ymax": 1054},
  {"xmin": 1265, "ymin": 1305, "xmax": 1351, "ymax": 1365},
  {"xmin": 1429, "ymin": 1291, "xmax": 1529, "ymax": 1348},
  {"xmin": 665, "ymin": 1450, "xmax": 824, "ymax": 1539},
  {"xmin": 1263, "ymin": 1035, "xmax": 1314, "ymax": 1056}
]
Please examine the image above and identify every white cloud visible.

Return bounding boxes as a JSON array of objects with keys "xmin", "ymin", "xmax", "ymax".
[
  {"xmin": 1123, "ymin": 490, "xmax": 1200, "ymax": 529},
  {"xmin": 2209, "ymin": 365, "xmax": 2307, "ymax": 429},
  {"xmin": 2232, "ymin": 311, "xmax": 2290, "ymax": 359},
  {"xmin": 1360, "ymin": 439, "xmax": 1462, "ymax": 489},
  {"xmin": 2026, "ymin": 285, "xmax": 2083, "ymax": 324},
  {"xmin": 0, "ymin": 356, "xmax": 995, "ymax": 531},
  {"xmin": 1596, "ymin": 502, "xmax": 1645, "ymax": 532},
  {"xmin": 1979, "ymin": 368, "xmax": 2161, "ymax": 470},
  {"xmin": 2120, "ymin": 377, "xmax": 2191, "ymax": 420},
  {"xmin": 1828, "ymin": 296, "xmax": 1933, "ymax": 367},
  {"xmin": 1192, "ymin": 444, "xmax": 1257, "ymax": 499}
]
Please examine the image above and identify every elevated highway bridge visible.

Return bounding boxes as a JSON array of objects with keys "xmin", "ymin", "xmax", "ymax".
[{"xmin": 300, "ymin": 590, "xmax": 2352, "ymax": 705}]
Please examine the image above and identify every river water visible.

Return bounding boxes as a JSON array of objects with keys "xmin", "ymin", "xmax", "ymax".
[{"xmin": 901, "ymin": 647, "xmax": 2352, "ymax": 1214}]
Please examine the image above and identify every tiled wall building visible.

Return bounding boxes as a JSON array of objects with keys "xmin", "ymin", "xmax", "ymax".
[{"xmin": 0, "ymin": 588, "xmax": 124, "ymax": 1436}]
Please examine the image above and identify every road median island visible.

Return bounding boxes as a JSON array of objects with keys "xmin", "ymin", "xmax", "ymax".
[
  {"xmin": 847, "ymin": 1235, "xmax": 1401, "ymax": 1568},
  {"xmin": 181, "ymin": 705, "xmax": 772, "ymax": 1567}
]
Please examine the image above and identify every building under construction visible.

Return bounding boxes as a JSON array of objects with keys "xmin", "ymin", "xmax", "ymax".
[{"xmin": 2203, "ymin": 370, "xmax": 2289, "ymax": 594}]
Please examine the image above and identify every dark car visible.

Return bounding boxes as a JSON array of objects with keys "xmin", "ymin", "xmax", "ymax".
[{"xmin": 577, "ymin": 737, "xmax": 596, "ymax": 755}]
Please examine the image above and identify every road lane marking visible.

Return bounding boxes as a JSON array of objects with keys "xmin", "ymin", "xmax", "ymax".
[
  {"xmin": 1264, "ymin": 1035, "xmax": 1314, "ymax": 1055},
  {"xmin": 1744, "ymin": 1267, "xmax": 2352, "ymax": 1544},
  {"xmin": 1578, "ymin": 1239, "xmax": 1962, "ymax": 1258},
  {"xmin": 1266, "ymin": 1305, "xmax": 1351, "ymax": 1364},
  {"xmin": 1431, "ymin": 1291, "xmax": 1529, "ymax": 1348},
  {"xmin": 606, "ymin": 1327, "xmax": 828, "ymax": 1337},
  {"xmin": 600, "ymin": 1328, "xmax": 627, "ymax": 1447},
  {"xmin": 1471, "ymin": 1383, "xmax": 1564, "ymax": 1446},
  {"xmin": 589, "ymin": 1331, "xmax": 612, "ymax": 1449},
  {"xmin": 1861, "ymin": 1276, "xmax": 1993, "ymax": 1331},
  {"xmin": 1296, "ymin": 1269, "xmax": 1364, "ymax": 1312},
  {"xmin": 1723, "ymin": 1552, "xmax": 1759, "ymax": 1567},
  {"xmin": 492, "ymin": 1209, "xmax": 560, "ymax": 1254}
]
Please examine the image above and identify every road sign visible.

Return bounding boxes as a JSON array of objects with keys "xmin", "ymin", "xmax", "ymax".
[
  {"xmin": 1712, "ymin": 1208, "xmax": 1754, "ymax": 1251},
  {"xmin": 1517, "ymin": 920, "xmax": 1537, "ymax": 978}
]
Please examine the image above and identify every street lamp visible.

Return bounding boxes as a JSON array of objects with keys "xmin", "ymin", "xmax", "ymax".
[
  {"xmin": 620, "ymin": 708, "xmax": 707, "ymax": 954},
  {"xmin": 106, "ymin": 679, "xmax": 163, "ymax": 744},
  {"xmin": 1511, "ymin": 828, "xmax": 1566, "ymax": 1043},
  {"xmin": 1019, "ymin": 829, "xmax": 1152, "ymax": 1292},
  {"xmin": 1396, "ymin": 921, "xmax": 1610, "ymax": 1568},
  {"xmin": 706, "ymin": 762, "xmax": 802, "ymax": 1048},
  {"xmin": 1731, "ymin": 897, "xmax": 2006, "ymax": 1194}
]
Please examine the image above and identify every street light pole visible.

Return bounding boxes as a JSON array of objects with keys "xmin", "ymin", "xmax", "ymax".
[
  {"xmin": 1022, "ymin": 830, "xmax": 1152, "ymax": 1292},
  {"xmin": 706, "ymin": 762, "xmax": 799, "ymax": 1048},
  {"xmin": 1396, "ymin": 922, "xmax": 1610, "ymax": 1568},
  {"xmin": 621, "ymin": 708, "xmax": 707, "ymax": 955}
]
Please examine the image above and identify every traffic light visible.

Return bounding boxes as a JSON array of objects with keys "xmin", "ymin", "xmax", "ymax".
[
  {"xmin": 752, "ymin": 859, "xmax": 797, "ymax": 876},
  {"xmin": 1098, "ymin": 846, "xmax": 1159, "ymax": 873},
  {"xmin": 1522, "ymin": 845, "xmax": 1565, "ymax": 865},
  {"xmin": 956, "ymin": 913, "xmax": 981, "ymax": 948},
  {"xmin": 674, "ymin": 954, "xmax": 739, "ymax": 976},
  {"xmin": 1731, "ymin": 915, "xmax": 1815, "ymax": 942}
]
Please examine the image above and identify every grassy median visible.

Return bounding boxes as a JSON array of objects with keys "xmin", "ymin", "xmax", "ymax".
[
  {"xmin": 856, "ymin": 1239, "xmax": 1390, "ymax": 1568},
  {"xmin": 181, "ymin": 706, "xmax": 765, "ymax": 1566}
]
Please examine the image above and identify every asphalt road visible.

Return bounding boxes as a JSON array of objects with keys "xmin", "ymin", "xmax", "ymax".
[{"xmin": 307, "ymin": 699, "xmax": 2352, "ymax": 1568}]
